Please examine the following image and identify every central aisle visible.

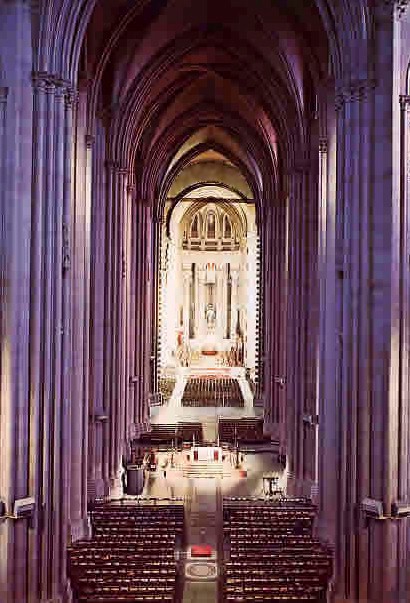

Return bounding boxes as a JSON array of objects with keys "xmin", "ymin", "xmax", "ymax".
[
  {"xmin": 182, "ymin": 477, "xmax": 222, "ymax": 603},
  {"xmin": 142, "ymin": 449, "xmax": 285, "ymax": 603},
  {"xmin": 143, "ymin": 370, "xmax": 282, "ymax": 602}
]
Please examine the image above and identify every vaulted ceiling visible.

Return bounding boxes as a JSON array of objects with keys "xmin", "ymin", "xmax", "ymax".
[
  {"xmin": 37, "ymin": 0, "xmax": 373, "ymax": 216},
  {"xmin": 83, "ymin": 0, "xmax": 328, "ymax": 208}
]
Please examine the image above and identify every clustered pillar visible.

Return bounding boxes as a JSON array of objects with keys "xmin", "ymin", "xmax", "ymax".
[
  {"xmin": 128, "ymin": 198, "xmax": 152, "ymax": 432},
  {"xmin": 314, "ymin": 8, "xmax": 410, "ymax": 601},
  {"xmin": 262, "ymin": 201, "xmax": 287, "ymax": 445},
  {"xmin": 285, "ymin": 157, "xmax": 319, "ymax": 499}
]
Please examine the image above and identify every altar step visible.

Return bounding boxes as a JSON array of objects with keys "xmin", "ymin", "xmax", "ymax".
[{"xmin": 184, "ymin": 462, "xmax": 228, "ymax": 478}]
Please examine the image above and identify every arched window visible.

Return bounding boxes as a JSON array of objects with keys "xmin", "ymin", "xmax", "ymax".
[
  {"xmin": 191, "ymin": 214, "xmax": 199, "ymax": 238},
  {"xmin": 207, "ymin": 211, "xmax": 216, "ymax": 238},
  {"xmin": 224, "ymin": 216, "xmax": 232, "ymax": 238}
]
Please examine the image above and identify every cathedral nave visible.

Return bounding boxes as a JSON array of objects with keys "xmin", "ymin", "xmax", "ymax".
[{"xmin": 1, "ymin": 2, "xmax": 410, "ymax": 602}]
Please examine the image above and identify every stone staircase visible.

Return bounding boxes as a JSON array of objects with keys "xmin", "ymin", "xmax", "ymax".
[{"xmin": 183, "ymin": 461, "xmax": 228, "ymax": 478}]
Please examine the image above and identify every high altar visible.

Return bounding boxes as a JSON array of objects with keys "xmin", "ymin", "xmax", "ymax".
[{"xmin": 159, "ymin": 200, "xmax": 258, "ymax": 371}]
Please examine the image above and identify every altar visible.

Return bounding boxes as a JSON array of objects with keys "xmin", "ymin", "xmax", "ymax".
[{"xmin": 191, "ymin": 446, "xmax": 222, "ymax": 462}]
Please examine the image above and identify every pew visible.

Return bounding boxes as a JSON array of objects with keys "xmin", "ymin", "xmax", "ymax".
[
  {"xmin": 181, "ymin": 377, "xmax": 245, "ymax": 408},
  {"xmin": 222, "ymin": 497, "xmax": 333, "ymax": 603},
  {"xmin": 218, "ymin": 417, "xmax": 268, "ymax": 444},
  {"xmin": 68, "ymin": 501, "xmax": 184, "ymax": 603},
  {"xmin": 137, "ymin": 421, "xmax": 203, "ymax": 446}
]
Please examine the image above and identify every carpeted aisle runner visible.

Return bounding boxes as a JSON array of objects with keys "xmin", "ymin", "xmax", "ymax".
[{"xmin": 182, "ymin": 477, "xmax": 221, "ymax": 603}]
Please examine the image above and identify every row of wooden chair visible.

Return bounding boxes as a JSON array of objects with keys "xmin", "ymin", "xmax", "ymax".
[
  {"xmin": 218, "ymin": 417, "xmax": 267, "ymax": 443},
  {"xmin": 68, "ymin": 502, "xmax": 184, "ymax": 603},
  {"xmin": 181, "ymin": 377, "xmax": 244, "ymax": 408},
  {"xmin": 222, "ymin": 498, "xmax": 332, "ymax": 603},
  {"xmin": 137, "ymin": 422, "xmax": 203, "ymax": 445}
]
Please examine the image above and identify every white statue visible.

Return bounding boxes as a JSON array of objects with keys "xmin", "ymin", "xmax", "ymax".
[{"xmin": 206, "ymin": 304, "xmax": 216, "ymax": 328}]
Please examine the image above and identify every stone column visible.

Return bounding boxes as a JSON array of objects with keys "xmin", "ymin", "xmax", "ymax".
[
  {"xmin": 108, "ymin": 164, "xmax": 120, "ymax": 489},
  {"xmin": 198, "ymin": 269, "xmax": 206, "ymax": 340},
  {"xmin": 88, "ymin": 118, "xmax": 108, "ymax": 499},
  {"xmin": 329, "ymin": 74, "xmax": 377, "ymax": 602},
  {"xmin": 262, "ymin": 205, "xmax": 274, "ymax": 428},
  {"xmin": 246, "ymin": 230, "xmax": 258, "ymax": 376},
  {"xmin": 322, "ymin": 7, "xmax": 410, "ymax": 594},
  {"xmin": 276, "ymin": 202, "xmax": 288, "ymax": 451},
  {"xmin": 117, "ymin": 169, "xmax": 129, "ymax": 468},
  {"xmin": 230, "ymin": 270, "xmax": 239, "ymax": 340},
  {"xmin": 101, "ymin": 160, "xmax": 115, "ymax": 489},
  {"xmin": 182, "ymin": 268, "xmax": 191, "ymax": 342},
  {"xmin": 127, "ymin": 186, "xmax": 137, "ymax": 433},
  {"xmin": 137, "ymin": 201, "xmax": 147, "ymax": 426},
  {"xmin": 222, "ymin": 263, "xmax": 228, "ymax": 341},
  {"xmin": 130, "ymin": 200, "xmax": 152, "ymax": 429},
  {"xmin": 70, "ymin": 85, "xmax": 91, "ymax": 542},
  {"xmin": 263, "ymin": 201, "xmax": 287, "ymax": 443},
  {"xmin": 216, "ymin": 264, "xmax": 224, "ymax": 341},
  {"xmin": 316, "ymin": 85, "xmax": 339, "ymax": 554},
  {"xmin": 255, "ymin": 233, "xmax": 263, "ymax": 396},
  {"xmin": 285, "ymin": 163, "xmax": 309, "ymax": 494},
  {"xmin": 142, "ymin": 203, "xmax": 153, "ymax": 426},
  {"xmin": 159, "ymin": 232, "xmax": 170, "ymax": 365},
  {"xmin": 60, "ymin": 86, "xmax": 75, "ymax": 602},
  {"xmin": 0, "ymin": 21, "xmax": 76, "ymax": 602},
  {"xmin": 103, "ymin": 162, "xmax": 128, "ymax": 494},
  {"xmin": 124, "ymin": 184, "xmax": 135, "ymax": 436},
  {"xmin": 0, "ymin": 4, "xmax": 33, "ymax": 602},
  {"xmin": 48, "ymin": 79, "xmax": 67, "ymax": 602},
  {"xmin": 149, "ymin": 215, "xmax": 160, "ymax": 393},
  {"xmin": 27, "ymin": 72, "xmax": 47, "ymax": 603},
  {"xmin": 394, "ymin": 90, "xmax": 410, "ymax": 603}
]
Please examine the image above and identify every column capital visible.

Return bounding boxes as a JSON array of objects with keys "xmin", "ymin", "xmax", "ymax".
[
  {"xmin": 32, "ymin": 71, "xmax": 70, "ymax": 90},
  {"xmin": 335, "ymin": 78, "xmax": 376, "ymax": 111},
  {"xmin": 32, "ymin": 71, "xmax": 51, "ymax": 90},
  {"xmin": 104, "ymin": 159, "xmax": 128, "ymax": 174},
  {"xmin": 319, "ymin": 138, "xmax": 328, "ymax": 154},
  {"xmin": 85, "ymin": 133, "xmax": 95, "ymax": 148},
  {"xmin": 64, "ymin": 87, "xmax": 78, "ymax": 108},
  {"xmin": 54, "ymin": 85, "xmax": 66, "ymax": 100},
  {"xmin": 375, "ymin": 0, "xmax": 409, "ymax": 18},
  {"xmin": 399, "ymin": 94, "xmax": 410, "ymax": 108},
  {"xmin": 105, "ymin": 159, "xmax": 118, "ymax": 171}
]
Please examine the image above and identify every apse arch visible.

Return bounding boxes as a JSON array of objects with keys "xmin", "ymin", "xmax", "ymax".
[
  {"xmin": 168, "ymin": 161, "xmax": 253, "ymax": 199},
  {"xmin": 161, "ymin": 139, "xmax": 259, "ymax": 212},
  {"xmin": 158, "ymin": 192, "xmax": 259, "ymax": 378},
  {"xmin": 171, "ymin": 182, "xmax": 248, "ymax": 202},
  {"xmin": 139, "ymin": 110, "xmax": 271, "ymax": 213}
]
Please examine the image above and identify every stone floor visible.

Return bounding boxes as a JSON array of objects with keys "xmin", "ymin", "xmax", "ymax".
[
  {"xmin": 141, "ymin": 375, "xmax": 282, "ymax": 602},
  {"xmin": 143, "ymin": 449, "xmax": 283, "ymax": 603}
]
